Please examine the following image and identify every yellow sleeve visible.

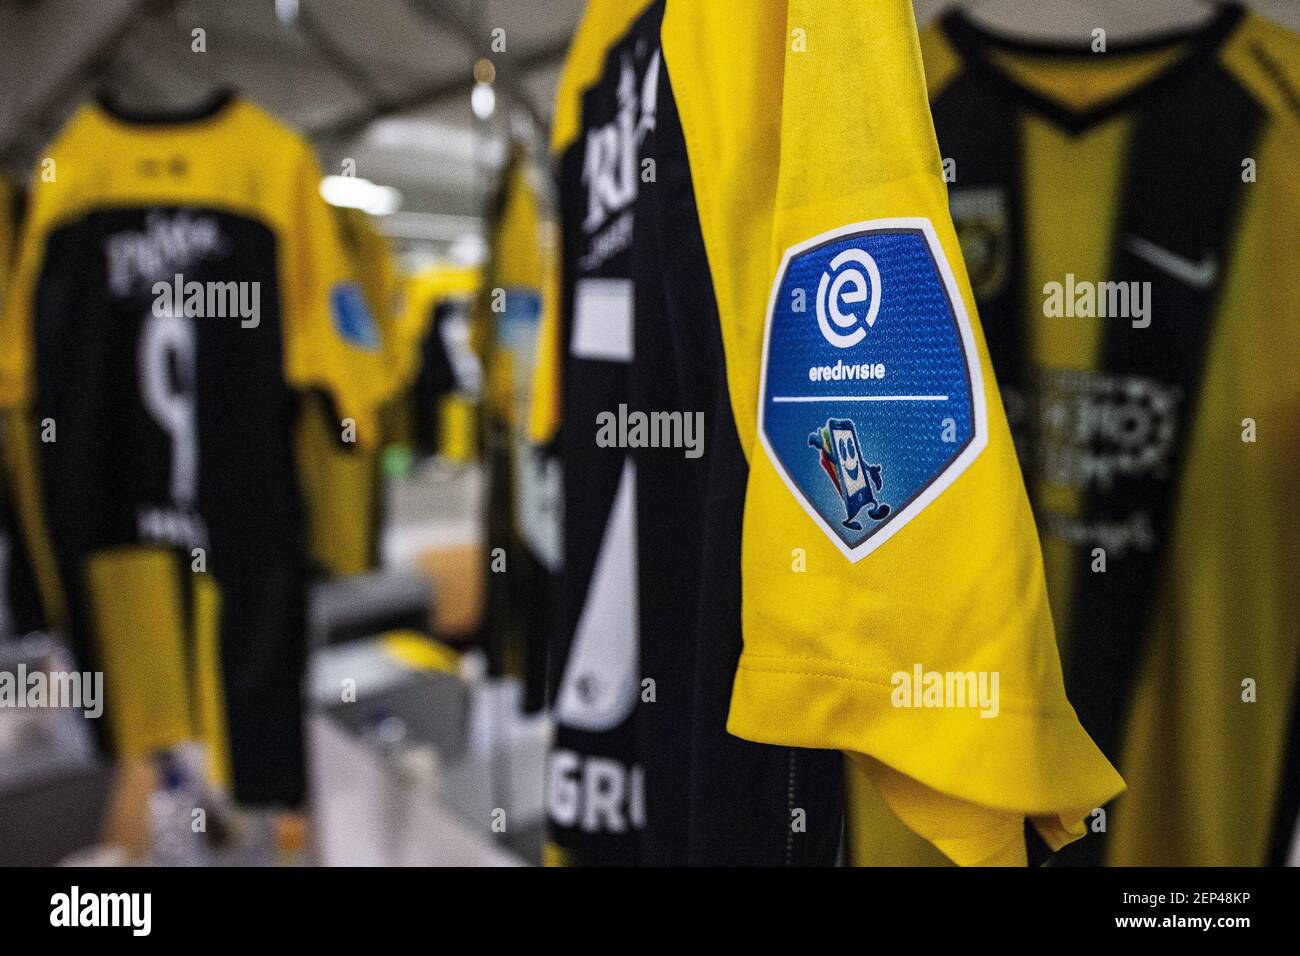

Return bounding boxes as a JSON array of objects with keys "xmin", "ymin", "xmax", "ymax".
[
  {"xmin": 296, "ymin": 207, "xmax": 400, "ymax": 576},
  {"xmin": 526, "ymin": 240, "xmax": 562, "ymax": 446},
  {"xmin": 334, "ymin": 206, "xmax": 404, "ymax": 406},
  {"xmin": 0, "ymin": 163, "xmax": 52, "ymax": 408},
  {"xmin": 522, "ymin": 163, "xmax": 563, "ymax": 447},
  {"xmin": 280, "ymin": 142, "xmax": 386, "ymax": 447},
  {"xmin": 663, "ymin": 0, "xmax": 1123, "ymax": 866},
  {"xmin": 0, "ymin": 158, "xmax": 69, "ymax": 628},
  {"xmin": 478, "ymin": 152, "xmax": 543, "ymax": 424},
  {"xmin": 296, "ymin": 391, "xmax": 379, "ymax": 576}
]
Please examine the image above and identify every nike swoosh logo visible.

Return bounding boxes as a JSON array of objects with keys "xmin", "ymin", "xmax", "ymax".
[{"xmin": 1125, "ymin": 235, "xmax": 1218, "ymax": 290}]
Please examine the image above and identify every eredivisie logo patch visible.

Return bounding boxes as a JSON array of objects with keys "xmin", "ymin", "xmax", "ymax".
[{"xmin": 758, "ymin": 218, "xmax": 987, "ymax": 561}]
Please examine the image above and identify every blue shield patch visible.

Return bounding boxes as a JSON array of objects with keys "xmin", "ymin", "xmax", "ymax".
[
  {"xmin": 759, "ymin": 219, "xmax": 987, "ymax": 561},
  {"xmin": 330, "ymin": 282, "xmax": 380, "ymax": 351}
]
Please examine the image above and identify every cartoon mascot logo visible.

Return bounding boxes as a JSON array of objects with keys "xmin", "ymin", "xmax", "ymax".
[{"xmin": 808, "ymin": 418, "xmax": 890, "ymax": 531}]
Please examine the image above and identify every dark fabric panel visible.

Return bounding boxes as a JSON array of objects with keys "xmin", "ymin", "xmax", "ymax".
[
  {"xmin": 1268, "ymin": 677, "xmax": 1300, "ymax": 866},
  {"xmin": 930, "ymin": 62, "xmax": 1032, "ymax": 477},
  {"xmin": 544, "ymin": 2, "xmax": 666, "ymax": 865},
  {"xmin": 412, "ymin": 300, "xmax": 463, "ymax": 458},
  {"xmin": 651, "ymin": 50, "xmax": 843, "ymax": 868}
]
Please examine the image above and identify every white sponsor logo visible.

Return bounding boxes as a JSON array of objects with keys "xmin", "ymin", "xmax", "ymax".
[
  {"xmin": 1035, "ymin": 369, "xmax": 1181, "ymax": 491},
  {"xmin": 554, "ymin": 459, "xmax": 639, "ymax": 733},
  {"xmin": 1125, "ymin": 235, "xmax": 1218, "ymax": 290},
  {"xmin": 816, "ymin": 247, "xmax": 881, "ymax": 348},
  {"xmin": 1039, "ymin": 509, "xmax": 1156, "ymax": 558},
  {"xmin": 546, "ymin": 749, "xmax": 645, "ymax": 835},
  {"xmin": 581, "ymin": 49, "xmax": 660, "ymax": 234},
  {"xmin": 105, "ymin": 211, "xmax": 227, "ymax": 297}
]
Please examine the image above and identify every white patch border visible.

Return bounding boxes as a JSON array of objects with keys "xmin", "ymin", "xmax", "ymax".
[{"xmin": 757, "ymin": 217, "xmax": 988, "ymax": 563}]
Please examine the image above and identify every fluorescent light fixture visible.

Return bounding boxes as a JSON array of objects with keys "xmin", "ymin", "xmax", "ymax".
[
  {"xmin": 363, "ymin": 118, "xmax": 508, "ymax": 170},
  {"xmin": 319, "ymin": 175, "xmax": 402, "ymax": 216},
  {"xmin": 377, "ymin": 212, "xmax": 482, "ymax": 242},
  {"xmin": 471, "ymin": 82, "xmax": 496, "ymax": 120},
  {"xmin": 275, "ymin": 0, "xmax": 299, "ymax": 26},
  {"xmin": 448, "ymin": 232, "xmax": 487, "ymax": 266}
]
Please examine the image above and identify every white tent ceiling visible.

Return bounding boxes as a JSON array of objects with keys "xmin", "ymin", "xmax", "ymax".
[
  {"xmin": 0, "ymin": 0, "xmax": 584, "ymax": 226},
  {"xmin": 0, "ymin": 0, "xmax": 1295, "ymax": 232}
]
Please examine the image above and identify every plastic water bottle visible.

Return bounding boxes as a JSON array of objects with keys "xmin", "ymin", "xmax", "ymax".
[{"xmin": 148, "ymin": 751, "xmax": 209, "ymax": 866}]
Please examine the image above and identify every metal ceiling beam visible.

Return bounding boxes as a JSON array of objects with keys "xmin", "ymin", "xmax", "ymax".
[{"xmin": 295, "ymin": 2, "xmax": 388, "ymax": 106}]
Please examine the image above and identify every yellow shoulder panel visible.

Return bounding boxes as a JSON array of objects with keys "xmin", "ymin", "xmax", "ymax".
[
  {"xmin": 551, "ymin": 0, "xmax": 659, "ymax": 157},
  {"xmin": 1220, "ymin": 11, "xmax": 1300, "ymax": 141}
]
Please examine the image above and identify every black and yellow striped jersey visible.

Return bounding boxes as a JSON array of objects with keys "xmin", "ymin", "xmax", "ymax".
[
  {"xmin": 904, "ymin": 4, "xmax": 1300, "ymax": 866},
  {"xmin": 535, "ymin": 0, "xmax": 1121, "ymax": 866},
  {"xmin": 0, "ymin": 91, "xmax": 385, "ymax": 805}
]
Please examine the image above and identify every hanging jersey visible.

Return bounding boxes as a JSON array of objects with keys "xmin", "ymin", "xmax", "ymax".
[
  {"xmin": 388, "ymin": 265, "xmax": 481, "ymax": 462},
  {"xmin": 0, "ymin": 91, "xmax": 385, "ymax": 805},
  {"xmin": 538, "ymin": 0, "xmax": 1122, "ymax": 866},
  {"xmin": 476, "ymin": 147, "xmax": 560, "ymax": 710},
  {"xmin": 917, "ymin": 4, "xmax": 1300, "ymax": 865},
  {"xmin": 1, "ymin": 176, "xmax": 45, "ymax": 637},
  {"xmin": 544, "ymin": 0, "xmax": 662, "ymax": 864},
  {"xmin": 297, "ymin": 206, "xmax": 401, "ymax": 576}
]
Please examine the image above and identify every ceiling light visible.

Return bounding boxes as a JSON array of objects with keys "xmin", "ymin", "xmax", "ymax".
[
  {"xmin": 319, "ymin": 175, "xmax": 402, "ymax": 216},
  {"xmin": 471, "ymin": 82, "xmax": 496, "ymax": 120}
]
